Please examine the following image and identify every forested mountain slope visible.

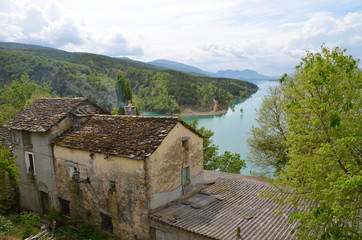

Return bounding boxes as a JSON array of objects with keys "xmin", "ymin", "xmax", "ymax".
[{"xmin": 0, "ymin": 42, "xmax": 258, "ymax": 114}]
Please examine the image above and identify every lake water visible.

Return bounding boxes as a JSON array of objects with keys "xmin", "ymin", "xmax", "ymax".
[{"xmin": 145, "ymin": 80, "xmax": 280, "ymax": 175}]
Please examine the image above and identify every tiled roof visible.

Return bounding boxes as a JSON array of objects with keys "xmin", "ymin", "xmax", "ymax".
[
  {"xmin": 150, "ymin": 170, "xmax": 303, "ymax": 240},
  {"xmin": 4, "ymin": 98, "xmax": 107, "ymax": 132},
  {"xmin": 55, "ymin": 115, "xmax": 188, "ymax": 159}
]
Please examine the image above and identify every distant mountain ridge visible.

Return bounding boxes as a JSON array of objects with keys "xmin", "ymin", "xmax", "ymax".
[
  {"xmin": 0, "ymin": 41, "xmax": 258, "ymax": 115},
  {"xmin": 213, "ymin": 69, "xmax": 272, "ymax": 80},
  {"xmin": 148, "ymin": 59, "xmax": 277, "ymax": 81},
  {"xmin": 148, "ymin": 59, "xmax": 212, "ymax": 76}
]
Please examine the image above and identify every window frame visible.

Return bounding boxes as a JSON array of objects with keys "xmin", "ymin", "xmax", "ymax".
[
  {"xmin": 25, "ymin": 152, "xmax": 36, "ymax": 175},
  {"xmin": 182, "ymin": 165, "xmax": 191, "ymax": 185}
]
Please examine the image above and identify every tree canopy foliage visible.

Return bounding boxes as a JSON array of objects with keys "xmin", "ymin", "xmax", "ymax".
[
  {"xmin": 187, "ymin": 119, "xmax": 246, "ymax": 173},
  {"xmin": 0, "ymin": 42, "xmax": 258, "ymax": 115},
  {"xmin": 0, "ymin": 75, "xmax": 53, "ymax": 124},
  {"xmin": 250, "ymin": 46, "xmax": 361, "ymax": 239},
  {"xmin": 247, "ymin": 86, "xmax": 288, "ymax": 176},
  {"xmin": 0, "ymin": 142, "xmax": 19, "ymax": 201}
]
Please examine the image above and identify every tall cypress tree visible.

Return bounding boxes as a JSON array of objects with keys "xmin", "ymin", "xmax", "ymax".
[{"xmin": 115, "ymin": 73, "xmax": 133, "ymax": 115}]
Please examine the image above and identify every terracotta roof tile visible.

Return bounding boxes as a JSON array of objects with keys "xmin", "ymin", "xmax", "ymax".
[
  {"xmin": 150, "ymin": 170, "xmax": 301, "ymax": 240},
  {"xmin": 4, "ymin": 98, "xmax": 107, "ymax": 132},
  {"xmin": 55, "ymin": 115, "xmax": 182, "ymax": 159}
]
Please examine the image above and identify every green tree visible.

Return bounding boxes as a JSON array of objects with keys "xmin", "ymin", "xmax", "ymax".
[
  {"xmin": 0, "ymin": 142, "xmax": 19, "ymax": 201},
  {"xmin": 0, "ymin": 74, "xmax": 53, "ymax": 124},
  {"xmin": 115, "ymin": 72, "xmax": 133, "ymax": 115},
  {"xmin": 187, "ymin": 119, "xmax": 246, "ymax": 173},
  {"xmin": 247, "ymin": 86, "xmax": 289, "ymax": 176},
  {"xmin": 263, "ymin": 46, "xmax": 361, "ymax": 239}
]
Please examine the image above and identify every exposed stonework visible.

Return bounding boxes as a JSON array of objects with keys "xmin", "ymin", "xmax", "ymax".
[
  {"xmin": 54, "ymin": 146, "xmax": 149, "ymax": 239},
  {"xmin": 7, "ymin": 97, "xmax": 205, "ymax": 240}
]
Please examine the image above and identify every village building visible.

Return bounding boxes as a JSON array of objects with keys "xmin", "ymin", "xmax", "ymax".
[
  {"xmin": 3, "ymin": 97, "xmax": 298, "ymax": 240},
  {"xmin": 53, "ymin": 114, "xmax": 204, "ymax": 239},
  {"xmin": 4, "ymin": 98, "xmax": 107, "ymax": 213}
]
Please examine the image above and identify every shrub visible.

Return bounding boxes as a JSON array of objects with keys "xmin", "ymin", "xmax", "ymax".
[
  {"xmin": 77, "ymin": 223, "xmax": 94, "ymax": 237},
  {"xmin": 0, "ymin": 215, "xmax": 16, "ymax": 233},
  {"xmin": 19, "ymin": 211, "xmax": 40, "ymax": 239}
]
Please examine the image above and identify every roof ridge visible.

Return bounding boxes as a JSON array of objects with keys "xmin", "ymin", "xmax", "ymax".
[
  {"xmin": 38, "ymin": 97, "xmax": 87, "ymax": 100},
  {"xmin": 93, "ymin": 114, "xmax": 180, "ymax": 120}
]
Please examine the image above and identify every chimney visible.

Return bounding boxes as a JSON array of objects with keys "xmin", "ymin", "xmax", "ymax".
[{"xmin": 124, "ymin": 100, "xmax": 136, "ymax": 116}]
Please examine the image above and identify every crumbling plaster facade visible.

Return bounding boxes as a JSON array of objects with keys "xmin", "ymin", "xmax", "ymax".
[
  {"xmin": 5, "ymin": 98, "xmax": 107, "ymax": 215},
  {"xmin": 53, "ymin": 121, "xmax": 204, "ymax": 239},
  {"xmin": 147, "ymin": 121, "xmax": 204, "ymax": 210},
  {"xmin": 54, "ymin": 146, "xmax": 149, "ymax": 239},
  {"xmin": 11, "ymin": 115, "xmax": 73, "ymax": 213}
]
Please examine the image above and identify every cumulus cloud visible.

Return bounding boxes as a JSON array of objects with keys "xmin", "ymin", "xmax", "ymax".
[
  {"xmin": 98, "ymin": 31, "xmax": 143, "ymax": 56},
  {"xmin": 286, "ymin": 11, "xmax": 362, "ymax": 59},
  {"xmin": 0, "ymin": 1, "xmax": 144, "ymax": 56},
  {"xmin": 0, "ymin": 0, "xmax": 361, "ymax": 75},
  {"xmin": 18, "ymin": 6, "xmax": 48, "ymax": 34},
  {"xmin": 36, "ymin": 18, "xmax": 85, "ymax": 47}
]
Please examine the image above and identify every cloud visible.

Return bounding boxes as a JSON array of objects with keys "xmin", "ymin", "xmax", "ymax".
[
  {"xmin": 18, "ymin": 6, "xmax": 48, "ymax": 34},
  {"xmin": 98, "ymin": 31, "xmax": 143, "ymax": 56},
  {"xmin": 35, "ymin": 18, "xmax": 85, "ymax": 47},
  {"xmin": 285, "ymin": 11, "xmax": 362, "ymax": 59},
  {"xmin": 0, "ymin": 0, "xmax": 361, "ymax": 75},
  {"xmin": 0, "ymin": 1, "xmax": 144, "ymax": 57}
]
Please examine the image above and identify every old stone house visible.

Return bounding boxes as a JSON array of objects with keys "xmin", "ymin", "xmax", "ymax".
[
  {"xmin": 4, "ymin": 97, "xmax": 204, "ymax": 239},
  {"xmin": 4, "ymin": 97, "xmax": 298, "ymax": 240},
  {"xmin": 53, "ymin": 114, "xmax": 204, "ymax": 239},
  {"xmin": 4, "ymin": 98, "xmax": 107, "ymax": 214}
]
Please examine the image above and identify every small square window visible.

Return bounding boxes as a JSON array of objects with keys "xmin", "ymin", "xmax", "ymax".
[
  {"xmin": 183, "ymin": 166, "xmax": 190, "ymax": 185},
  {"xmin": 108, "ymin": 181, "xmax": 116, "ymax": 193},
  {"xmin": 58, "ymin": 198, "xmax": 70, "ymax": 216},
  {"xmin": 100, "ymin": 213, "xmax": 113, "ymax": 233}
]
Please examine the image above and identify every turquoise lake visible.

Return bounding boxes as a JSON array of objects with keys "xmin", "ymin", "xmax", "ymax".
[{"xmin": 145, "ymin": 80, "xmax": 280, "ymax": 175}]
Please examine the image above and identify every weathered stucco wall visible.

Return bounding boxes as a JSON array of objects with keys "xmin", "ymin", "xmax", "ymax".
[
  {"xmin": 150, "ymin": 220, "xmax": 212, "ymax": 240},
  {"xmin": 12, "ymin": 130, "xmax": 57, "ymax": 213},
  {"xmin": 50, "ymin": 116, "xmax": 72, "ymax": 138},
  {"xmin": 54, "ymin": 145, "xmax": 149, "ymax": 239},
  {"xmin": 147, "ymin": 122, "xmax": 204, "ymax": 210}
]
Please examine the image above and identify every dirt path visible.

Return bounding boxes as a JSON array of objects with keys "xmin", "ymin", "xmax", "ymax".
[{"xmin": 176, "ymin": 99, "xmax": 228, "ymax": 117}]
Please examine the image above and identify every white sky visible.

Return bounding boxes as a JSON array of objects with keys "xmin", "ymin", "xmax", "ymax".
[{"xmin": 0, "ymin": 0, "xmax": 361, "ymax": 75}]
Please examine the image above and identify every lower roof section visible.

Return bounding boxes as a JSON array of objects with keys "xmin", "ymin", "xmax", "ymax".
[{"xmin": 149, "ymin": 170, "xmax": 299, "ymax": 240}]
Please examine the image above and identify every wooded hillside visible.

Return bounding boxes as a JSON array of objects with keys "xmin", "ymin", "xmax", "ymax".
[{"xmin": 0, "ymin": 42, "xmax": 258, "ymax": 114}]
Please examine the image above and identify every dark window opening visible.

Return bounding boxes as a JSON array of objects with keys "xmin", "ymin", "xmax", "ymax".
[
  {"xmin": 59, "ymin": 198, "xmax": 70, "ymax": 216},
  {"xmin": 40, "ymin": 191, "xmax": 50, "ymax": 214},
  {"xmin": 182, "ymin": 139, "xmax": 189, "ymax": 151},
  {"xmin": 29, "ymin": 154, "xmax": 34, "ymax": 171},
  {"xmin": 25, "ymin": 152, "xmax": 35, "ymax": 175},
  {"xmin": 100, "ymin": 213, "xmax": 113, "ymax": 233}
]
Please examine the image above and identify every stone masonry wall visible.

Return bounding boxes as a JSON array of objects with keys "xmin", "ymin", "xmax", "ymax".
[{"xmin": 54, "ymin": 145, "xmax": 149, "ymax": 240}]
